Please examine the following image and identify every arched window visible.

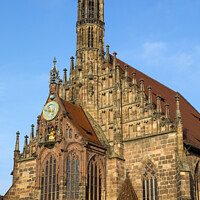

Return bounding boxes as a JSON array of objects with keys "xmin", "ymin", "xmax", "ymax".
[
  {"xmin": 142, "ymin": 160, "xmax": 157, "ymax": 200},
  {"xmin": 69, "ymin": 129, "xmax": 72, "ymax": 139},
  {"xmin": 89, "ymin": 0, "xmax": 94, "ymax": 18},
  {"xmin": 81, "ymin": 2, "xmax": 85, "ymax": 19},
  {"xmin": 97, "ymin": 0, "xmax": 100, "ymax": 19},
  {"xmin": 88, "ymin": 27, "xmax": 91, "ymax": 47},
  {"xmin": 66, "ymin": 128, "xmax": 69, "ymax": 138},
  {"xmin": 66, "ymin": 152, "xmax": 80, "ymax": 199},
  {"xmin": 195, "ymin": 161, "xmax": 200, "ymax": 199},
  {"xmin": 40, "ymin": 156, "xmax": 59, "ymax": 200},
  {"xmin": 86, "ymin": 156, "xmax": 102, "ymax": 200}
]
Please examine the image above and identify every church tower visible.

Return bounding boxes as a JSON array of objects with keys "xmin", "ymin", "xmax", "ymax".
[
  {"xmin": 76, "ymin": 0, "xmax": 105, "ymax": 70},
  {"xmin": 67, "ymin": 0, "xmax": 105, "ymax": 121}
]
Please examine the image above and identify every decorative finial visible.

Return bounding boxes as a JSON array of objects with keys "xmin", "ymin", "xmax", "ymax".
[
  {"xmin": 49, "ymin": 57, "xmax": 59, "ymax": 84},
  {"xmin": 148, "ymin": 86, "xmax": 152, "ymax": 105},
  {"xmin": 53, "ymin": 57, "xmax": 57, "ymax": 67},
  {"xmin": 63, "ymin": 68, "xmax": 67, "ymax": 84},
  {"xmin": 24, "ymin": 135, "xmax": 28, "ymax": 147},
  {"xmin": 157, "ymin": 95, "xmax": 161, "ymax": 114},
  {"xmin": 30, "ymin": 124, "xmax": 34, "ymax": 142},
  {"xmin": 165, "ymin": 103, "xmax": 170, "ymax": 119},
  {"xmin": 132, "ymin": 72, "xmax": 137, "ymax": 85},
  {"xmin": 106, "ymin": 45, "xmax": 110, "ymax": 63},
  {"xmin": 175, "ymin": 94, "xmax": 181, "ymax": 122},
  {"xmin": 126, "ymin": 168, "xmax": 129, "ymax": 179},
  {"xmin": 15, "ymin": 131, "xmax": 20, "ymax": 152}
]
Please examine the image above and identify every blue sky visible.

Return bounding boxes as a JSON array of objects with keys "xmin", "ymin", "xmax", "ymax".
[{"xmin": 0, "ymin": 0, "xmax": 200, "ymax": 195}]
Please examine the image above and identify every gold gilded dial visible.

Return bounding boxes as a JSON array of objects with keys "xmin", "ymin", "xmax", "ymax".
[{"xmin": 43, "ymin": 101, "xmax": 59, "ymax": 121}]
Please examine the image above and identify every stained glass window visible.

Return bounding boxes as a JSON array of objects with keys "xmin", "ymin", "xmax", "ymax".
[
  {"xmin": 66, "ymin": 129, "xmax": 68, "ymax": 138},
  {"xmin": 57, "ymin": 173, "xmax": 59, "ymax": 199},
  {"xmin": 41, "ymin": 175, "xmax": 44, "ymax": 200},
  {"xmin": 86, "ymin": 156, "xmax": 103, "ymax": 200},
  {"xmin": 66, "ymin": 152, "xmax": 80, "ymax": 199},
  {"xmin": 69, "ymin": 129, "xmax": 72, "ymax": 139},
  {"xmin": 142, "ymin": 160, "xmax": 158, "ymax": 200},
  {"xmin": 45, "ymin": 161, "xmax": 48, "ymax": 200},
  {"xmin": 40, "ymin": 157, "xmax": 58, "ymax": 200}
]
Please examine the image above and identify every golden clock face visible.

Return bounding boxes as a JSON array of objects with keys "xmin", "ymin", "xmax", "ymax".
[{"xmin": 43, "ymin": 101, "xmax": 59, "ymax": 121}]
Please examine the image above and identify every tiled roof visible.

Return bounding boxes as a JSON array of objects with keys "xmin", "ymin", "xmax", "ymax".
[
  {"xmin": 118, "ymin": 177, "xmax": 138, "ymax": 200},
  {"xmin": 114, "ymin": 56, "xmax": 200, "ymax": 149},
  {"xmin": 61, "ymin": 99, "xmax": 103, "ymax": 147}
]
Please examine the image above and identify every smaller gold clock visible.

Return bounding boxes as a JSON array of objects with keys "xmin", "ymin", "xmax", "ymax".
[{"xmin": 43, "ymin": 101, "xmax": 59, "ymax": 121}]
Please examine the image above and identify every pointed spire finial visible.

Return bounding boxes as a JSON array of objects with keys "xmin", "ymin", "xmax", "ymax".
[
  {"xmin": 113, "ymin": 52, "xmax": 117, "ymax": 69},
  {"xmin": 157, "ymin": 94, "xmax": 161, "ymax": 114},
  {"xmin": 70, "ymin": 56, "xmax": 75, "ymax": 72},
  {"xmin": 126, "ymin": 168, "xmax": 129, "ymax": 179},
  {"xmin": 175, "ymin": 94, "xmax": 181, "ymax": 122},
  {"xmin": 106, "ymin": 45, "xmax": 110, "ymax": 63},
  {"xmin": 24, "ymin": 135, "xmax": 28, "ymax": 147},
  {"xmin": 148, "ymin": 86, "xmax": 152, "ymax": 105},
  {"xmin": 53, "ymin": 57, "xmax": 57, "ymax": 67},
  {"xmin": 165, "ymin": 103, "xmax": 170, "ymax": 119},
  {"xmin": 30, "ymin": 124, "xmax": 34, "ymax": 142},
  {"xmin": 125, "ymin": 65, "xmax": 129, "ymax": 77},
  {"xmin": 132, "ymin": 72, "xmax": 137, "ymax": 85},
  {"xmin": 15, "ymin": 131, "xmax": 20, "ymax": 152},
  {"xmin": 63, "ymin": 68, "xmax": 67, "ymax": 84}
]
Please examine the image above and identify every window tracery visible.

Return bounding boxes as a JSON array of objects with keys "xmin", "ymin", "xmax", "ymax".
[
  {"xmin": 40, "ymin": 156, "xmax": 59, "ymax": 200},
  {"xmin": 86, "ymin": 156, "xmax": 102, "ymax": 200},
  {"xmin": 142, "ymin": 160, "xmax": 157, "ymax": 200},
  {"xmin": 66, "ymin": 151, "xmax": 80, "ymax": 199},
  {"xmin": 89, "ymin": 0, "xmax": 94, "ymax": 18}
]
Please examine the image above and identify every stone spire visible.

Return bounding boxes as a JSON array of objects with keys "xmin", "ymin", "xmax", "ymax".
[
  {"xmin": 156, "ymin": 95, "xmax": 161, "ymax": 114},
  {"xmin": 175, "ymin": 94, "xmax": 182, "ymax": 123},
  {"xmin": 113, "ymin": 52, "xmax": 117, "ymax": 69},
  {"xmin": 140, "ymin": 79, "xmax": 145, "ymax": 101},
  {"xmin": 70, "ymin": 56, "xmax": 75, "ymax": 72},
  {"xmin": 30, "ymin": 124, "xmax": 34, "ymax": 142},
  {"xmin": 148, "ymin": 86, "xmax": 152, "ymax": 105},
  {"xmin": 15, "ymin": 131, "xmax": 20, "ymax": 152},
  {"xmin": 165, "ymin": 104, "xmax": 170, "ymax": 119},
  {"xmin": 132, "ymin": 72, "xmax": 137, "ymax": 86},
  {"xmin": 106, "ymin": 45, "xmax": 110, "ymax": 63},
  {"xmin": 63, "ymin": 68, "xmax": 67, "ymax": 84},
  {"xmin": 24, "ymin": 135, "xmax": 28, "ymax": 147},
  {"xmin": 50, "ymin": 57, "xmax": 59, "ymax": 84}
]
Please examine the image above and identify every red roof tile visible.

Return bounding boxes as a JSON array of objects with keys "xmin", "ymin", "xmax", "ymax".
[
  {"xmin": 114, "ymin": 56, "xmax": 200, "ymax": 149},
  {"xmin": 61, "ymin": 99, "xmax": 102, "ymax": 146}
]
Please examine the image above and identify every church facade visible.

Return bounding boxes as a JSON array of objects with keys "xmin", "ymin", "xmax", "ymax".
[{"xmin": 4, "ymin": 1, "xmax": 200, "ymax": 200}]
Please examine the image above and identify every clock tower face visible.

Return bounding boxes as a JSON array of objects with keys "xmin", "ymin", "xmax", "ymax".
[{"xmin": 43, "ymin": 101, "xmax": 59, "ymax": 121}]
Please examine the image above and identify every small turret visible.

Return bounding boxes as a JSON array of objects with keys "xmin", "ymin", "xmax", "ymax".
[
  {"xmin": 14, "ymin": 131, "xmax": 20, "ymax": 154},
  {"xmin": 30, "ymin": 124, "xmax": 34, "ymax": 143},
  {"xmin": 106, "ymin": 45, "xmax": 110, "ymax": 63},
  {"xmin": 113, "ymin": 52, "xmax": 117, "ymax": 69},
  {"xmin": 63, "ymin": 68, "xmax": 67, "ymax": 84},
  {"xmin": 175, "ymin": 94, "xmax": 182, "ymax": 123},
  {"xmin": 156, "ymin": 95, "xmax": 161, "ymax": 115},
  {"xmin": 132, "ymin": 72, "xmax": 137, "ymax": 86},
  {"xmin": 148, "ymin": 86, "xmax": 152, "ymax": 105}
]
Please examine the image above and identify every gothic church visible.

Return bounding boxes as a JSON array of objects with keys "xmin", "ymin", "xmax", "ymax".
[{"xmin": 4, "ymin": 1, "xmax": 200, "ymax": 200}]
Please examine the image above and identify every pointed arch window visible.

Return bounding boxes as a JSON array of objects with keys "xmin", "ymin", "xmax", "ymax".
[
  {"xmin": 81, "ymin": 2, "xmax": 85, "ymax": 19},
  {"xmin": 40, "ymin": 156, "xmax": 59, "ymax": 200},
  {"xmin": 142, "ymin": 160, "xmax": 157, "ymax": 200},
  {"xmin": 86, "ymin": 156, "xmax": 102, "ymax": 200},
  {"xmin": 89, "ymin": 0, "xmax": 94, "ymax": 18},
  {"xmin": 88, "ymin": 27, "xmax": 93, "ymax": 48},
  {"xmin": 97, "ymin": 0, "xmax": 100, "ymax": 19},
  {"xmin": 66, "ymin": 152, "xmax": 80, "ymax": 199}
]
